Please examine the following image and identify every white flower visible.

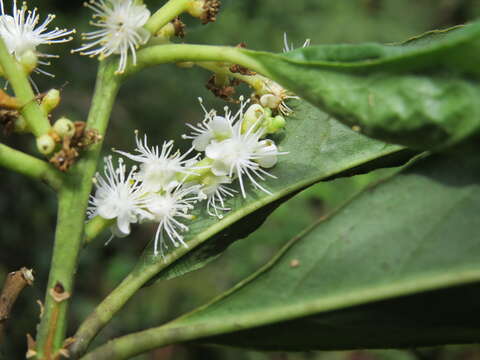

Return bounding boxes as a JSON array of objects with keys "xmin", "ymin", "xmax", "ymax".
[
  {"xmin": 116, "ymin": 132, "xmax": 198, "ymax": 193},
  {"xmin": 73, "ymin": 0, "xmax": 151, "ymax": 74},
  {"xmin": 205, "ymin": 118, "xmax": 286, "ymax": 198},
  {"xmin": 282, "ymin": 32, "xmax": 310, "ymax": 53},
  {"xmin": 0, "ymin": 0, "xmax": 75, "ymax": 75},
  {"xmin": 146, "ymin": 184, "xmax": 204, "ymax": 257},
  {"xmin": 200, "ymin": 174, "xmax": 236, "ymax": 219},
  {"xmin": 88, "ymin": 156, "xmax": 153, "ymax": 238},
  {"xmin": 182, "ymin": 97, "xmax": 248, "ymax": 151}
]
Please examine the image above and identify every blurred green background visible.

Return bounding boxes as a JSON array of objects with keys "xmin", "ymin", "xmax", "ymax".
[{"xmin": 2, "ymin": 0, "xmax": 480, "ymax": 359}]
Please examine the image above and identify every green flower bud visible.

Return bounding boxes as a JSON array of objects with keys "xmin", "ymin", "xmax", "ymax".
[
  {"xmin": 267, "ymin": 115, "xmax": 286, "ymax": 134},
  {"xmin": 41, "ymin": 89, "xmax": 61, "ymax": 114},
  {"xmin": 53, "ymin": 117, "xmax": 75, "ymax": 138},
  {"xmin": 36, "ymin": 134, "xmax": 56, "ymax": 155},
  {"xmin": 19, "ymin": 50, "xmax": 38, "ymax": 75}
]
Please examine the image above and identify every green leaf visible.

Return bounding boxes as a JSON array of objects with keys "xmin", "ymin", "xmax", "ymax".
[
  {"xmin": 169, "ymin": 152, "xmax": 480, "ymax": 350},
  {"xmin": 243, "ymin": 22, "xmax": 480, "ymax": 149},
  {"xmin": 132, "ymin": 100, "xmax": 412, "ymax": 282}
]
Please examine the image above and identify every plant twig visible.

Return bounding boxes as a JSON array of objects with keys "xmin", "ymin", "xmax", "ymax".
[
  {"xmin": 0, "ymin": 143, "xmax": 64, "ymax": 190},
  {"xmin": 34, "ymin": 60, "xmax": 121, "ymax": 359},
  {"xmin": 144, "ymin": 0, "xmax": 191, "ymax": 35},
  {"xmin": 0, "ymin": 38, "xmax": 51, "ymax": 137},
  {"xmin": 0, "ymin": 267, "xmax": 34, "ymax": 345},
  {"xmin": 125, "ymin": 44, "xmax": 271, "ymax": 78}
]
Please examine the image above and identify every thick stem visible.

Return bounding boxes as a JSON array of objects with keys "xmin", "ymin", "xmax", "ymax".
[
  {"xmin": 126, "ymin": 44, "xmax": 271, "ymax": 78},
  {"xmin": 144, "ymin": 0, "xmax": 191, "ymax": 35},
  {"xmin": 0, "ymin": 143, "xmax": 64, "ymax": 190},
  {"xmin": 35, "ymin": 61, "xmax": 121, "ymax": 359},
  {"xmin": 0, "ymin": 38, "xmax": 51, "ymax": 137}
]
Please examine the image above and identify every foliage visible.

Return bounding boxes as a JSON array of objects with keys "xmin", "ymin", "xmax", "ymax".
[{"xmin": 1, "ymin": 1, "xmax": 480, "ymax": 360}]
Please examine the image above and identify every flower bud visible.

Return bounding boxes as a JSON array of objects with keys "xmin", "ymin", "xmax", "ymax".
[
  {"xmin": 266, "ymin": 115, "xmax": 286, "ymax": 134},
  {"xmin": 260, "ymin": 94, "xmax": 281, "ymax": 110},
  {"xmin": 19, "ymin": 50, "xmax": 38, "ymax": 75},
  {"xmin": 242, "ymin": 104, "xmax": 266, "ymax": 133},
  {"xmin": 53, "ymin": 117, "xmax": 75, "ymax": 138},
  {"xmin": 36, "ymin": 134, "xmax": 56, "ymax": 155},
  {"xmin": 41, "ymin": 89, "xmax": 61, "ymax": 114}
]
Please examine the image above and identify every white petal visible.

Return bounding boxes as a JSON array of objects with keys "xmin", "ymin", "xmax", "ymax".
[
  {"xmin": 193, "ymin": 132, "xmax": 213, "ymax": 151},
  {"xmin": 97, "ymin": 202, "xmax": 119, "ymax": 220},
  {"xmin": 116, "ymin": 213, "xmax": 134, "ymax": 235},
  {"xmin": 205, "ymin": 141, "xmax": 227, "ymax": 160},
  {"xmin": 256, "ymin": 140, "xmax": 279, "ymax": 168},
  {"xmin": 111, "ymin": 223, "xmax": 129, "ymax": 238},
  {"xmin": 210, "ymin": 116, "xmax": 233, "ymax": 139}
]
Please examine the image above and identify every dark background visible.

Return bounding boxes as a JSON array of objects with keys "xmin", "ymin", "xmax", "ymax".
[{"xmin": 2, "ymin": 0, "xmax": 480, "ymax": 359}]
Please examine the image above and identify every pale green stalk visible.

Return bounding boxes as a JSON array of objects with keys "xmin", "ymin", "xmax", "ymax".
[
  {"xmin": 35, "ymin": 60, "xmax": 121, "ymax": 359},
  {"xmin": 144, "ymin": 0, "xmax": 191, "ymax": 34},
  {"xmin": 127, "ymin": 44, "xmax": 271, "ymax": 78},
  {"xmin": 0, "ymin": 143, "xmax": 63, "ymax": 190},
  {"xmin": 0, "ymin": 38, "xmax": 51, "ymax": 137}
]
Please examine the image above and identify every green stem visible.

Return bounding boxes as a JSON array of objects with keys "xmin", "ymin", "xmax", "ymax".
[
  {"xmin": 70, "ymin": 260, "xmax": 171, "ymax": 358},
  {"xmin": 0, "ymin": 38, "xmax": 51, "ymax": 137},
  {"xmin": 144, "ymin": 0, "xmax": 191, "ymax": 35},
  {"xmin": 35, "ymin": 60, "xmax": 121, "ymax": 359},
  {"xmin": 126, "ymin": 44, "xmax": 271, "ymax": 78},
  {"xmin": 79, "ymin": 321, "xmax": 224, "ymax": 360},
  {"xmin": 0, "ymin": 143, "xmax": 63, "ymax": 190}
]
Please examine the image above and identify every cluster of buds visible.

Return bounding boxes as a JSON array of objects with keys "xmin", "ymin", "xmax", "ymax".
[{"xmin": 88, "ymin": 97, "xmax": 287, "ymax": 258}]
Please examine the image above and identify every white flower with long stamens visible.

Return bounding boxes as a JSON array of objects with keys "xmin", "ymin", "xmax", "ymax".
[
  {"xmin": 182, "ymin": 97, "xmax": 248, "ymax": 151},
  {"xmin": 147, "ymin": 184, "xmax": 204, "ymax": 257},
  {"xmin": 0, "ymin": 0, "xmax": 75, "ymax": 76},
  {"xmin": 73, "ymin": 0, "xmax": 151, "ymax": 74},
  {"xmin": 282, "ymin": 32, "xmax": 310, "ymax": 53},
  {"xmin": 116, "ymin": 132, "xmax": 198, "ymax": 193},
  {"xmin": 205, "ymin": 117, "xmax": 286, "ymax": 198},
  {"xmin": 201, "ymin": 174, "xmax": 236, "ymax": 219},
  {"xmin": 88, "ymin": 156, "xmax": 153, "ymax": 239}
]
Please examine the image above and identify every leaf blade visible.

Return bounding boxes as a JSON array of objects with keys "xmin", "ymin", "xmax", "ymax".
[
  {"xmin": 168, "ymin": 153, "xmax": 480, "ymax": 350},
  {"xmin": 243, "ymin": 22, "xmax": 480, "ymax": 149}
]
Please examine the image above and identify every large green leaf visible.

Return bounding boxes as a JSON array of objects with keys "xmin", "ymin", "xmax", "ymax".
[
  {"xmin": 166, "ymin": 152, "xmax": 480, "ymax": 350},
  {"xmin": 242, "ymin": 22, "xmax": 480, "ymax": 149},
  {"xmin": 132, "ymin": 100, "xmax": 412, "ymax": 282}
]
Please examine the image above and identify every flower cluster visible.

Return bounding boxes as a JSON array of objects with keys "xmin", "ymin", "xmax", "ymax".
[
  {"xmin": 73, "ymin": 0, "xmax": 151, "ymax": 74},
  {"xmin": 0, "ymin": 0, "xmax": 75, "ymax": 76},
  {"xmin": 88, "ymin": 98, "xmax": 288, "ymax": 257}
]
